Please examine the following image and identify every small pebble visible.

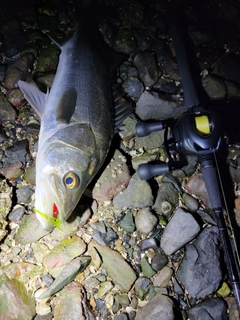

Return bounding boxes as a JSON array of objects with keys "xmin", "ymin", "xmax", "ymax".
[
  {"xmin": 135, "ymin": 208, "xmax": 158, "ymax": 235},
  {"xmin": 138, "ymin": 237, "xmax": 159, "ymax": 251},
  {"xmin": 8, "ymin": 204, "xmax": 25, "ymax": 221}
]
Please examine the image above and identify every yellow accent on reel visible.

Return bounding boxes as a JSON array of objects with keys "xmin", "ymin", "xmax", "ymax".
[{"xmin": 195, "ymin": 115, "xmax": 211, "ymax": 135}]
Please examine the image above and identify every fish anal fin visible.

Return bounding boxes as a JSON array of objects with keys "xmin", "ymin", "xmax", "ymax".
[
  {"xmin": 55, "ymin": 88, "xmax": 77, "ymax": 123},
  {"xmin": 18, "ymin": 80, "xmax": 48, "ymax": 119}
]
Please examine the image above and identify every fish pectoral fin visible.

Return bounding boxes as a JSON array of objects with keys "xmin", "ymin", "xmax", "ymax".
[
  {"xmin": 18, "ymin": 80, "xmax": 48, "ymax": 119},
  {"xmin": 55, "ymin": 88, "xmax": 77, "ymax": 123},
  {"xmin": 112, "ymin": 82, "xmax": 134, "ymax": 132}
]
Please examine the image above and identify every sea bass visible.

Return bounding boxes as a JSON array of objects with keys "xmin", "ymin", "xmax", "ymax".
[{"xmin": 18, "ymin": 21, "xmax": 129, "ymax": 230}]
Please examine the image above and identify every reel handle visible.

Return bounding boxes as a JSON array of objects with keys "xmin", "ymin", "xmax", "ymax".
[
  {"xmin": 136, "ymin": 122, "xmax": 165, "ymax": 137},
  {"xmin": 138, "ymin": 163, "xmax": 170, "ymax": 180}
]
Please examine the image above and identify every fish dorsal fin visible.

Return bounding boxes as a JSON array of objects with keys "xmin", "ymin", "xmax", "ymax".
[
  {"xmin": 18, "ymin": 80, "xmax": 48, "ymax": 119},
  {"xmin": 47, "ymin": 34, "xmax": 65, "ymax": 49},
  {"xmin": 55, "ymin": 88, "xmax": 77, "ymax": 123},
  {"xmin": 112, "ymin": 82, "xmax": 134, "ymax": 132}
]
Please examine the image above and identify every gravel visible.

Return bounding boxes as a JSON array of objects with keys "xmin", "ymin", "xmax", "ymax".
[{"xmin": 0, "ymin": 0, "xmax": 240, "ymax": 319}]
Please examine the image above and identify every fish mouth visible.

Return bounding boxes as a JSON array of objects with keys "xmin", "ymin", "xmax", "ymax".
[
  {"xmin": 35, "ymin": 203, "xmax": 61, "ymax": 231},
  {"xmin": 34, "ymin": 177, "xmax": 63, "ymax": 231}
]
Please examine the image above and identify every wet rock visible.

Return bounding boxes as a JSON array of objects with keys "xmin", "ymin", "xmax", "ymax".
[
  {"xmin": 0, "ymin": 274, "xmax": 35, "ymax": 320},
  {"xmin": 135, "ymin": 207, "xmax": 158, "ymax": 235},
  {"xmin": 8, "ymin": 204, "xmax": 25, "ymax": 221},
  {"xmin": 6, "ymin": 88, "xmax": 24, "ymax": 107},
  {"xmin": 37, "ymin": 73, "xmax": 55, "ymax": 88},
  {"xmin": 177, "ymin": 226, "xmax": 222, "ymax": 300},
  {"xmin": 162, "ymin": 58, "xmax": 181, "ymax": 81},
  {"xmin": 91, "ymin": 221, "xmax": 107, "ymax": 234},
  {"xmin": 35, "ymin": 42, "xmax": 59, "ymax": 73},
  {"xmin": 151, "ymin": 249, "xmax": 168, "ymax": 272},
  {"xmin": 182, "ymin": 192, "xmax": 200, "ymax": 212},
  {"xmin": 24, "ymin": 165, "xmax": 36, "ymax": 185},
  {"xmin": 161, "ymin": 207, "xmax": 200, "ymax": 255},
  {"xmin": 154, "ymin": 79, "xmax": 180, "ymax": 95},
  {"xmin": 15, "ymin": 214, "xmax": 50, "ymax": 245},
  {"xmin": 114, "ymin": 294, "xmax": 129, "ymax": 308},
  {"xmin": 114, "ymin": 29, "xmax": 136, "ymax": 54},
  {"xmin": 3, "ymin": 53, "xmax": 34, "ymax": 89},
  {"xmin": 43, "ymin": 236, "xmax": 86, "ymax": 277},
  {"xmin": 0, "ymin": 179, "xmax": 12, "ymax": 241},
  {"xmin": 133, "ymin": 51, "xmax": 158, "ymax": 87},
  {"xmin": 113, "ymin": 172, "xmax": 154, "ymax": 210},
  {"xmin": 92, "ymin": 224, "xmax": 118, "ymax": 247},
  {"xmin": 225, "ymin": 80, "xmax": 240, "ymax": 99},
  {"xmin": 133, "ymin": 29, "xmax": 157, "ymax": 52},
  {"xmin": 152, "ymin": 266, "xmax": 173, "ymax": 288},
  {"xmin": 131, "ymin": 151, "xmax": 159, "ymax": 171},
  {"xmin": 153, "ymin": 182, "xmax": 179, "ymax": 217},
  {"xmin": 120, "ymin": 63, "xmax": 139, "ymax": 80},
  {"xmin": 0, "ymin": 124, "xmax": 7, "ymax": 144},
  {"xmin": 5, "ymin": 139, "xmax": 28, "ymax": 164},
  {"xmin": 104, "ymin": 226, "xmax": 118, "ymax": 245},
  {"xmin": 226, "ymin": 297, "xmax": 239, "ymax": 320},
  {"xmin": 136, "ymin": 91, "xmax": 184, "ymax": 121},
  {"xmin": 0, "ymin": 91, "xmax": 17, "ymax": 120},
  {"xmin": 186, "ymin": 297, "xmax": 228, "ymax": 320},
  {"xmin": 118, "ymin": 116, "xmax": 137, "ymax": 141},
  {"xmin": 53, "ymin": 282, "xmax": 95, "ymax": 320},
  {"xmin": 202, "ymin": 74, "xmax": 227, "ymax": 100},
  {"xmin": 138, "ymin": 237, "xmax": 159, "ymax": 251},
  {"xmin": 3, "ymin": 262, "xmax": 46, "ymax": 284},
  {"xmin": 32, "ymin": 243, "xmax": 51, "ymax": 264},
  {"xmin": 185, "ymin": 173, "xmax": 211, "ymax": 207},
  {"xmin": 1, "ymin": 162, "xmax": 24, "ymax": 180},
  {"xmin": 134, "ymin": 130, "xmax": 164, "ymax": 150},
  {"xmin": 92, "ymin": 149, "xmax": 131, "ymax": 201},
  {"xmin": 197, "ymin": 210, "xmax": 216, "ymax": 226},
  {"xmin": 96, "ymin": 297, "xmax": 108, "ymax": 312},
  {"xmin": 133, "ymin": 29, "xmax": 171, "ymax": 62},
  {"xmin": 96, "ymin": 280, "xmax": 114, "ymax": 298},
  {"xmin": 114, "ymin": 313, "xmax": 128, "ymax": 320},
  {"xmin": 135, "ymin": 294, "xmax": 174, "ymax": 320},
  {"xmin": 118, "ymin": 210, "xmax": 135, "ymax": 233},
  {"xmin": 16, "ymin": 186, "xmax": 34, "ymax": 204},
  {"xmin": 141, "ymin": 256, "xmax": 156, "ymax": 278},
  {"xmin": 134, "ymin": 277, "xmax": 154, "ymax": 300},
  {"xmin": 84, "ymin": 276, "xmax": 100, "ymax": 293},
  {"xmin": 38, "ymin": 256, "xmax": 91, "ymax": 300},
  {"xmin": 122, "ymin": 78, "xmax": 144, "ymax": 99},
  {"xmin": 91, "ymin": 240, "xmax": 137, "ymax": 293}
]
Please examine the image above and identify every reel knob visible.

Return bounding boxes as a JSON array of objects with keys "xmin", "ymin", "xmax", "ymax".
[
  {"xmin": 138, "ymin": 163, "xmax": 170, "ymax": 180},
  {"xmin": 136, "ymin": 122, "xmax": 165, "ymax": 137}
]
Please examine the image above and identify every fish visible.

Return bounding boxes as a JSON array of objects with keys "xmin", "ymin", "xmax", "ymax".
[{"xmin": 18, "ymin": 19, "xmax": 131, "ymax": 231}]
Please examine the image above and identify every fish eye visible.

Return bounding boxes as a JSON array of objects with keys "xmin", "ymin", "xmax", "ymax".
[{"xmin": 64, "ymin": 172, "xmax": 80, "ymax": 189}]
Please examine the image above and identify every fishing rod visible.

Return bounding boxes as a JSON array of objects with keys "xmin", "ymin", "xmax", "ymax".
[{"xmin": 136, "ymin": 10, "xmax": 240, "ymax": 314}]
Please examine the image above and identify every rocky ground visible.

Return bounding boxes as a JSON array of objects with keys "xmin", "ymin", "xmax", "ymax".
[{"xmin": 1, "ymin": 0, "xmax": 240, "ymax": 319}]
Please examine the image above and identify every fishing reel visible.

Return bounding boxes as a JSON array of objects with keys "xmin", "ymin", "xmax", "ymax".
[{"xmin": 136, "ymin": 104, "xmax": 222, "ymax": 180}]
